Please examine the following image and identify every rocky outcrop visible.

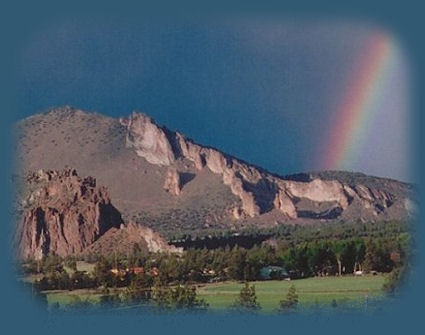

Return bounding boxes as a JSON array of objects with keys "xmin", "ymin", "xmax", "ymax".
[
  {"xmin": 15, "ymin": 168, "xmax": 181, "ymax": 259},
  {"xmin": 163, "ymin": 167, "xmax": 182, "ymax": 195},
  {"xmin": 222, "ymin": 170, "xmax": 260, "ymax": 217},
  {"xmin": 120, "ymin": 112, "xmax": 412, "ymax": 221},
  {"xmin": 284, "ymin": 179, "xmax": 350, "ymax": 210},
  {"xmin": 83, "ymin": 222, "xmax": 182, "ymax": 256},
  {"xmin": 120, "ymin": 113, "xmax": 175, "ymax": 166},
  {"xmin": 273, "ymin": 190, "xmax": 298, "ymax": 219},
  {"xmin": 125, "ymin": 222, "xmax": 182, "ymax": 253},
  {"xmin": 16, "ymin": 108, "xmax": 414, "ymax": 232},
  {"xmin": 176, "ymin": 133, "xmax": 205, "ymax": 170},
  {"xmin": 16, "ymin": 168, "xmax": 123, "ymax": 259}
]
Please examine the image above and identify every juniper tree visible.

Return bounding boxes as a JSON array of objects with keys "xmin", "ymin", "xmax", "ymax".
[
  {"xmin": 279, "ymin": 285, "xmax": 298, "ymax": 312},
  {"xmin": 152, "ymin": 280, "xmax": 208, "ymax": 311},
  {"xmin": 231, "ymin": 282, "xmax": 261, "ymax": 312}
]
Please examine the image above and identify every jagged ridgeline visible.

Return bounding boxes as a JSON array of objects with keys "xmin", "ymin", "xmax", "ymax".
[{"xmin": 15, "ymin": 106, "xmax": 415, "ymax": 237}]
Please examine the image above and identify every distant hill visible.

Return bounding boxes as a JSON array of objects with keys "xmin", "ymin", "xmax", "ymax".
[{"xmin": 15, "ymin": 106, "xmax": 415, "ymax": 234}]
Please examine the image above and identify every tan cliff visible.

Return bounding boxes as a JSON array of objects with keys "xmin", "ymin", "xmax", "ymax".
[
  {"xmin": 120, "ymin": 113, "xmax": 175, "ymax": 166},
  {"xmin": 163, "ymin": 167, "xmax": 182, "ymax": 196},
  {"xmin": 120, "ymin": 111, "xmax": 406, "ymax": 221}
]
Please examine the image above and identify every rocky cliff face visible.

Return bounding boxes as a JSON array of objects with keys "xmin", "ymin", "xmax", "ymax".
[
  {"xmin": 15, "ymin": 107, "xmax": 414, "ymax": 234},
  {"xmin": 163, "ymin": 167, "xmax": 182, "ymax": 196},
  {"xmin": 120, "ymin": 113, "xmax": 175, "ymax": 166},
  {"xmin": 15, "ymin": 168, "xmax": 180, "ymax": 259},
  {"xmin": 16, "ymin": 168, "xmax": 123, "ymax": 259},
  {"xmin": 119, "ymin": 111, "xmax": 412, "ymax": 222}
]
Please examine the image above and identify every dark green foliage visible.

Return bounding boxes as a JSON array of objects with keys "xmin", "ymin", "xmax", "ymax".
[
  {"xmin": 28, "ymin": 228, "xmax": 410, "ymax": 292},
  {"xmin": 121, "ymin": 276, "xmax": 153, "ymax": 304},
  {"xmin": 363, "ymin": 238, "xmax": 394, "ymax": 272},
  {"xmin": 279, "ymin": 285, "xmax": 298, "ymax": 312},
  {"xmin": 170, "ymin": 220, "xmax": 411, "ymax": 250},
  {"xmin": 231, "ymin": 282, "xmax": 261, "ymax": 312},
  {"xmin": 152, "ymin": 281, "xmax": 208, "ymax": 311},
  {"xmin": 70, "ymin": 271, "xmax": 94, "ymax": 290},
  {"xmin": 41, "ymin": 255, "xmax": 64, "ymax": 273},
  {"xmin": 19, "ymin": 219, "xmax": 412, "ymax": 312},
  {"xmin": 382, "ymin": 266, "xmax": 406, "ymax": 295},
  {"xmin": 99, "ymin": 291, "xmax": 122, "ymax": 308},
  {"xmin": 93, "ymin": 257, "xmax": 114, "ymax": 288},
  {"xmin": 64, "ymin": 257, "xmax": 77, "ymax": 271}
]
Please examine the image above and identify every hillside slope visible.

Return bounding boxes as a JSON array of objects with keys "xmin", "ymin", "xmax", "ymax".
[{"xmin": 15, "ymin": 106, "xmax": 414, "ymax": 233}]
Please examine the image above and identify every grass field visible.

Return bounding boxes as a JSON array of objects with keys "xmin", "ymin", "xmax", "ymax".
[
  {"xmin": 197, "ymin": 275, "xmax": 386, "ymax": 312},
  {"xmin": 44, "ymin": 275, "xmax": 386, "ymax": 313},
  {"xmin": 46, "ymin": 289, "xmax": 104, "ymax": 306}
]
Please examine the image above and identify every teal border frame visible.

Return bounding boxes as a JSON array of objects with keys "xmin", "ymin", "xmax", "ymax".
[{"xmin": 1, "ymin": 1, "xmax": 423, "ymax": 334}]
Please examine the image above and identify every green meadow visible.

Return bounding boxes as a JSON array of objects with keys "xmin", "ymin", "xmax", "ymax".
[
  {"xmin": 45, "ymin": 275, "xmax": 386, "ymax": 312},
  {"xmin": 197, "ymin": 275, "xmax": 386, "ymax": 312}
]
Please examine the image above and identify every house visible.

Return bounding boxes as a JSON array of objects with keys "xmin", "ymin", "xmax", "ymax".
[
  {"xmin": 259, "ymin": 266, "xmax": 289, "ymax": 280},
  {"xmin": 110, "ymin": 268, "xmax": 120, "ymax": 275},
  {"xmin": 131, "ymin": 267, "xmax": 144, "ymax": 275},
  {"xmin": 126, "ymin": 267, "xmax": 144, "ymax": 275},
  {"xmin": 111, "ymin": 267, "xmax": 144, "ymax": 276},
  {"xmin": 110, "ymin": 268, "xmax": 127, "ymax": 276},
  {"xmin": 202, "ymin": 269, "xmax": 216, "ymax": 275}
]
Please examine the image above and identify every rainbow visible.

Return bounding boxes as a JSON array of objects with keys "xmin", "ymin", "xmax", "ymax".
[{"xmin": 321, "ymin": 32, "xmax": 397, "ymax": 171}]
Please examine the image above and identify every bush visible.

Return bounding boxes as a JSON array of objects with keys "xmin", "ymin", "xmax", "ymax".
[{"xmin": 383, "ymin": 266, "xmax": 406, "ymax": 295}]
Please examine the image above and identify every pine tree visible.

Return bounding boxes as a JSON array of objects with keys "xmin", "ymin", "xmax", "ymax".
[
  {"xmin": 279, "ymin": 285, "xmax": 298, "ymax": 312},
  {"xmin": 231, "ymin": 282, "xmax": 261, "ymax": 312},
  {"xmin": 152, "ymin": 280, "xmax": 208, "ymax": 311}
]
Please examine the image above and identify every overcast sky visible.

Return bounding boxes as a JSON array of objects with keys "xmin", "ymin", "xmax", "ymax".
[{"xmin": 16, "ymin": 18, "xmax": 412, "ymax": 182}]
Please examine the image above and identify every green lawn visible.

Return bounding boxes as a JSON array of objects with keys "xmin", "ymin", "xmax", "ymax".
[
  {"xmin": 197, "ymin": 275, "xmax": 386, "ymax": 312},
  {"xmin": 46, "ymin": 289, "xmax": 104, "ymax": 306},
  {"xmin": 44, "ymin": 275, "xmax": 387, "ymax": 313}
]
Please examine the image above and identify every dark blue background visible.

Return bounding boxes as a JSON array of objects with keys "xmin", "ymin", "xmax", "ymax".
[{"xmin": 1, "ymin": 1, "xmax": 423, "ymax": 334}]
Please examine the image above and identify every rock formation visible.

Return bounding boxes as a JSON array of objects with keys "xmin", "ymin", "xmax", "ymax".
[
  {"xmin": 163, "ymin": 167, "xmax": 182, "ymax": 195},
  {"xmin": 120, "ymin": 113, "xmax": 175, "ymax": 166},
  {"xmin": 119, "ymin": 111, "xmax": 409, "ymax": 221},
  {"xmin": 15, "ymin": 168, "xmax": 180, "ymax": 259},
  {"xmin": 83, "ymin": 222, "xmax": 182, "ymax": 256},
  {"xmin": 15, "ymin": 107, "xmax": 414, "ymax": 234},
  {"xmin": 16, "ymin": 168, "xmax": 123, "ymax": 259},
  {"xmin": 273, "ymin": 190, "xmax": 298, "ymax": 219}
]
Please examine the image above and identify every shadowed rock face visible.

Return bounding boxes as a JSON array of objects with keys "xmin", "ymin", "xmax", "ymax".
[
  {"xmin": 15, "ymin": 168, "xmax": 180, "ymax": 259},
  {"xmin": 163, "ymin": 167, "xmax": 182, "ymax": 196},
  {"xmin": 15, "ymin": 107, "xmax": 414, "ymax": 233},
  {"xmin": 15, "ymin": 168, "xmax": 124, "ymax": 259}
]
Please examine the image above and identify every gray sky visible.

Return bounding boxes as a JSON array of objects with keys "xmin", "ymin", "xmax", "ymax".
[{"xmin": 16, "ymin": 18, "xmax": 412, "ymax": 181}]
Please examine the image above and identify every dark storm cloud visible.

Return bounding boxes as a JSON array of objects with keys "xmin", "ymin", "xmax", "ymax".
[{"xmin": 16, "ymin": 19, "xmax": 411, "ymax": 181}]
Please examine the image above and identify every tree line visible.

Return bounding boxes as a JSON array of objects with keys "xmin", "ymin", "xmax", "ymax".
[
  {"xmin": 168, "ymin": 220, "xmax": 411, "ymax": 250},
  {"xmin": 20, "ymin": 233, "xmax": 409, "ymax": 293}
]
